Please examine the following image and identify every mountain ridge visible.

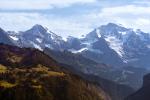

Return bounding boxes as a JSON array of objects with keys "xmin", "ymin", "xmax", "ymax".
[{"xmin": 0, "ymin": 43, "xmax": 109, "ymax": 100}]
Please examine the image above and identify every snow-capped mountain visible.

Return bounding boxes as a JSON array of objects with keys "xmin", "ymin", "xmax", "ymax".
[
  {"xmin": 67, "ymin": 23, "xmax": 150, "ymax": 68},
  {"xmin": 5, "ymin": 23, "xmax": 150, "ymax": 68},
  {"xmin": 9, "ymin": 24, "xmax": 67, "ymax": 51}
]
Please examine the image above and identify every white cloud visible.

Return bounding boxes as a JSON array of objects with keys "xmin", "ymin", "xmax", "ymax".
[
  {"xmin": 100, "ymin": 5, "xmax": 150, "ymax": 15},
  {"xmin": 0, "ymin": 13, "xmax": 93, "ymax": 38},
  {"xmin": 1, "ymin": 4, "xmax": 150, "ymax": 38},
  {"xmin": 136, "ymin": 18, "xmax": 150, "ymax": 26},
  {"xmin": 134, "ymin": 1, "xmax": 150, "ymax": 6},
  {"xmin": 96, "ymin": 5, "xmax": 150, "ymax": 32},
  {"xmin": 0, "ymin": 0, "xmax": 97, "ymax": 10}
]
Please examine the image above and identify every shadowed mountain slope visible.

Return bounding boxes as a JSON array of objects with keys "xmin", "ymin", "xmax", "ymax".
[
  {"xmin": 44, "ymin": 48, "xmax": 134, "ymax": 100},
  {"xmin": 125, "ymin": 73, "xmax": 150, "ymax": 100}
]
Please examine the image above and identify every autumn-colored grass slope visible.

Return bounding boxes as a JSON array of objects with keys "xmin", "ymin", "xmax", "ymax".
[{"xmin": 0, "ymin": 44, "xmax": 110, "ymax": 100}]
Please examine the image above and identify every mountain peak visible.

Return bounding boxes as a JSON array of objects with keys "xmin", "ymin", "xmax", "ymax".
[
  {"xmin": 101, "ymin": 23, "xmax": 127, "ymax": 30},
  {"xmin": 84, "ymin": 23, "xmax": 125, "ymax": 40},
  {"xmin": 31, "ymin": 24, "xmax": 47, "ymax": 32},
  {"xmin": 32, "ymin": 24, "xmax": 45, "ymax": 28},
  {"xmin": 107, "ymin": 23, "xmax": 119, "ymax": 27},
  {"xmin": 23, "ymin": 24, "xmax": 49, "ymax": 38}
]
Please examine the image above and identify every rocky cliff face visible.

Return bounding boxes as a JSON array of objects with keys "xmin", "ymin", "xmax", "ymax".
[{"xmin": 0, "ymin": 28, "xmax": 13, "ymax": 45}]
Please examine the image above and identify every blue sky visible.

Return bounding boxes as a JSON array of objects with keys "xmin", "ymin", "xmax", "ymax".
[{"xmin": 0, "ymin": 0, "xmax": 150, "ymax": 38}]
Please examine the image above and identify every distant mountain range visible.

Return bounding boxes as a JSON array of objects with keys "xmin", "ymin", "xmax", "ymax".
[{"xmin": 5, "ymin": 23, "xmax": 150, "ymax": 68}]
